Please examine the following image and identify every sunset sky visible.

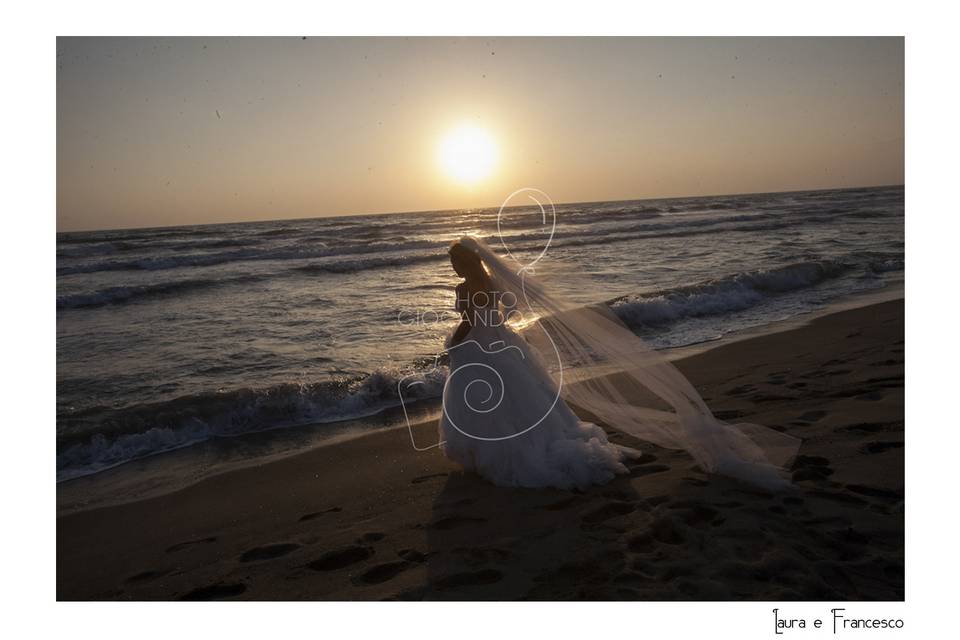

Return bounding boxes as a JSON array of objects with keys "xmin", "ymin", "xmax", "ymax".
[{"xmin": 56, "ymin": 37, "xmax": 903, "ymax": 231}]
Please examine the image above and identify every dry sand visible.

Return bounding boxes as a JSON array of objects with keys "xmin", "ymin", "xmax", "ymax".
[{"xmin": 57, "ymin": 298, "xmax": 904, "ymax": 601}]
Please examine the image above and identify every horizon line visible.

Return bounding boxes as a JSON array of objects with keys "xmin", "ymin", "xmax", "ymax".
[{"xmin": 57, "ymin": 182, "xmax": 905, "ymax": 235}]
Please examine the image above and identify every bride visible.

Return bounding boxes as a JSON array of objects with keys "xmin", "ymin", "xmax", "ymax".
[{"xmin": 438, "ymin": 235, "xmax": 800, "ymax": 491}]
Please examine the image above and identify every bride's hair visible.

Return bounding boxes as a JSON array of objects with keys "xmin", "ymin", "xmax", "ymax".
[
  {"xmin": 449, "ymin": 239, "xmax": 489, "ymax": 280},
  {"xmin": 448, "ymin": 239, "xmax": 477, "ymax": 262}
]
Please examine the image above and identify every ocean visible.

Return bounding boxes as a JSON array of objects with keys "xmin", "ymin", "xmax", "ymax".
[{"xmin": 56, "ymin": 185, "xmax": 904, "ymax": 481}]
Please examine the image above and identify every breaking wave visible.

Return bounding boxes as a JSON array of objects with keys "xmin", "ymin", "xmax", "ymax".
[
  {"xmin": 56, "ymin": 367, "xmax": 448, "ymax": 481},
  {"xmin": 612, "ymin": 259, "xmax": 854, "ymax": 329}
]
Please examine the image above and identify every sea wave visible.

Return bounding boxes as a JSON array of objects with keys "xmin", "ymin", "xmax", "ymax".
[
  {"xmin": 868, "ymin": 258, "xmax": 905, "ymax": 273},
  {"xmin": 612, "ymin": 259, "xmax": 853, "ymax": 329},
  {"xmin": 57, "ymin": 275, "xmax": 263, "ymax": 309},
  {"xmin": 292, "ymin": 252, "xmax": 442, "ymax": 275},
  {"xmin": 56, "ymin": 198, "xmax": 899, "ymax": 277},
  {"xmin": 56, "ymin": 238, "xmax": 442, "ymax": 276},
  {"xmin": 56, "ymin": 236, "xmax": 265, "ymax": 259},
  {"xmin": 58, "ymin": 234, "xmax": 904, "ymax": 313},
  {"xmin": 57, "ymin": 252, "xmax": 452, "ymax": 310},
  {"xmin": 56, "ymin": 367, "xmax": 448, "ymax": 481}
]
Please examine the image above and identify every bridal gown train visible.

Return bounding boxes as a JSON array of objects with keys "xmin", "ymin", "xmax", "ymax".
[
  {"xmin": 438, "ymin": 289, "xmax": 629, "ymax": 490},
  {"xmin": 435, "ymin": 235, "xmax": 800, "ymax": 491}
]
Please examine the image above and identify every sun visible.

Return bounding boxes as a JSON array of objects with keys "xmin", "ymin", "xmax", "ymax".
[{"xmin": 438, "ymin": 124, "xmax": 498, "ymax": 185}]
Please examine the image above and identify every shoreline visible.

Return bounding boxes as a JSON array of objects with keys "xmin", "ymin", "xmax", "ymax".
[
  {"xmin": 659, "ymin": 280, "xmax": 903, "ymax": 362},
  {"xmin": 58, "ymin": 297, "xmax": 904, "ymax": 600},
  {"xmin": 57, "ymin": 284, "xmax": 904, "ymax": 517}
]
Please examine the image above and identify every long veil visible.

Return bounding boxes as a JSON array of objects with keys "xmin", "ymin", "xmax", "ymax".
[{"xmin": 458, "ymin": 234, "xmax": 801, "ymax": 490}]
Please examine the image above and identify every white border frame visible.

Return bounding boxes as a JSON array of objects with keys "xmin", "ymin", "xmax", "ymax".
[{"xmin": 6, "ymin": 2, "xmax": 950, "ymax": 638}]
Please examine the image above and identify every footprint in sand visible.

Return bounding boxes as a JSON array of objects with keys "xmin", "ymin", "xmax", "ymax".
[
  {"xmin": 715, "ymin": 500, "xmax": 745, "ymax": 508},
  {"xmin": 713, "ymin": 409, "xmax": 746, "ymax": 420},
  {"xmin": 726, "ymin": 384, "xmax": 755, "ymax": 396},
  {"xmin": 750, "ymin": 393, "xmax": 796, "ymax": 404},
  {"xmin": 865, "ymin": 375, "xmax": 904, "ymax": 387},
  {"xmin": 356, "ymin": 561, "xmax": 412, "ymax": 585},
  {"xmin": 791, "ymin": 455, "xmax": 834, "ymax": 482},
  {"xmin": 125, "ymin": 569, "xmax": 169, "ymax": 584},
  {"xmin": 431, "ymin": 569, "xmax": 503, "ymax": 590},
  {"xmin": 650, "ymin": 516, "xmax": 686, "ymax": 545},
  {"xmin": 430, "ymin": 515, "xmax": 486, "ymax": 530},
  {"xmin": 807, "ymin": 489, "xmax": 868, "ymax": 506},
  {"xmin": 627, "ymin": 453, "xmax": 667, "ymax": 477},
  {"xmin": 435, "ymin": 497, "xmax": 477, "ymax": 509},
  {"xmin": 239, "ymin": 542, "xmax": 301, "ymax": 563},
  {"xmin": 602, "ymin": 488, "xmax": 637, "ymax": 501},
  {"xmin": 630, "ymin": 453, "xmax": 658, "ymax": 465},
  {"xmin": 165, "ymin": 537, "xmax": 217, "ymax": 553},
  {"xmin": 541, "ymin": 495, "xmax": 582, "ymax": 511},
  {"xmin": 582, "ymin": 501, "xmax": 635, "ymax": 525},
  {"xmin": 456, "ymin": 546, "xmax": 510, "ymax": 564},
  {"xmin": 627, "ymin": 533, "xmax": 657, "ymax": 553},
  {"xmin": 630, "ymin": 464, "xmax": 671, "ymax": 478},
  {"xmin": 839, "ymin": 422, "xmax": 888, "ymax": 433},
  {"xmin": 411, "ymin": 472, "xmax": 448, "ymax": 484},
  {"xmin": 397, "ymin": 548, "xmax": 428, "ymax": 563},
  {"xmin": 646, "ymin": 495, "xmax": 671, "ymax": 508},
  {"xmin": 298, "ymin": 506, "xmax": 342, "ymax": 522},
  {"xmin": 845, "ymin": 484, "xmax": 901, "ymax": 500},
  {"xmin": 861, "ymin": 441, "xmax": 903, "ymax": 454},
  {"xmin": 307, "ymin": 545, "xmax": 374, "ymax": 571},
  {"xmin": 357, "ymin": 532, "xmax": 386, "ymax": 543},
  {"xmin": 668, "ymin": 502, "xmax": 721, "ymax": 529},
  {"xmin": 825, "ymin": 387, "xmax": 862, "ymax": 399},
  {"xmin": 826, "ymin": 528, "xmax": 871, "ymax": 562},
  {"xmin": 178, "ymin": 582, "xmax": 247, "ymax": 600},
  {"xmin": 869, "ymin": 359, "xmax": 902, "ymax": 367},
  {"xmin": 792, "ymin": 468, "xmax": 833, "ymax": 482}
]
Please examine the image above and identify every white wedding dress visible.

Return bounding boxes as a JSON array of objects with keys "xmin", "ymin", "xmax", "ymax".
[{"xmin": 439, "ymin": 285, "xmax": 629, "ymax": 490}]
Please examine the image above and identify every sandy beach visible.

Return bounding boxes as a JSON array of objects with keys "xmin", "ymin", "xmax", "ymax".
[{"xmin": 57, "ymin": 298, "xmax": 904, "ymax": 601}]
